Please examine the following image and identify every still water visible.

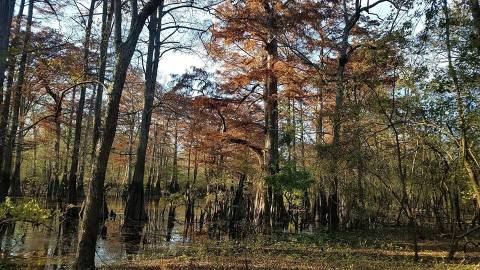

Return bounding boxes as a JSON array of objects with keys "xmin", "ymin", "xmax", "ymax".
[{"xmin": 0, "ymin": 197, "xmax": 205, "ymax": 269}]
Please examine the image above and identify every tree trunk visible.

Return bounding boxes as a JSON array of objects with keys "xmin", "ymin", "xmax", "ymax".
[
  {"xmin": 62, "ymin": 87, "xmax": 76, "ymax": 187},
  {"xmin": 67, "ymin": 0, "xmax": 96, "ymax": 206},
  {"xmin": 32, "ymin": 107, "xmax": 37, "ymax": 178},
  {"xmin": 0, "ymin": 0, "xmax": 25, "ymax": 199},
  {"xmin": 230, "ymin": 173, "xmax": 246, "ymax": 238},
  {"xmin": 0, "ymin": 0, "xmax": 15, "ymax": 96},
  {"xmin": 91, "ymin": 0, "xmax": 113, "ymax": 161},
  {"xmin": 299, "ymin": 100, "xmax": 305, "ymax": 168},
  {"xmin": 169, "ymin": 122, "xmax": 180, "ymax": 193},
  {"xmin": 125, "ymin": 115, "xmax": 136, "ymax": 187},
  {"xmin": 125, "ymin": 3, "xmax": 164, "ymax": 222},
  {"xmin": 328, "ymin": 40, "xmax": 347, "ymax": 231},
  {"xmin": 0, "ymin": 0, "xmax": 33, "ymax": 203},
  {"xmin": 327, "ymin": 1, "xmax": 358, "ymax": 231},
  {"xmin": 73, "ymin": 1, "xmax": 161, "ymax": 268},
  {"xmin": 146, "ymin": 125, "xmax": 158, "ymax": 196},
  {"xmin": 9, "ymin": 98, "xmax": 24, "ymax": 197},
  {"xmin": 44, "ymin": 88, "xmax": 64, "ymax": 201},
  {"xmin": 352, "ymin": 85, "xmax": 365, "ymax": 226},
  {"xmin": 262, "ymin": 0, "xmax": 286, "ymax": 227},
  {"xmin": 53, "ymin": 116, "xmax": 61, "ymax": 200}
]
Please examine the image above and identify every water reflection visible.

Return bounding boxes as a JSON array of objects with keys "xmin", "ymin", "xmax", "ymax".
[
  {"xmin": 166, "ymin": 203, "xmax": 176, "ymax": 242},
  {"xmin": 0, "ymin": 197, "xmax": 202, "ymax": 269},
  {"xmin": 121, "ymin": 221, "xmax": 144, "ymax": 255}
]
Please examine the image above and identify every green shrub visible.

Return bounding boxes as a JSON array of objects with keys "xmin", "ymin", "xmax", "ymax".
[{"xmin": 0, "ymin": 197, "xmax": 52, "ymax": 225}]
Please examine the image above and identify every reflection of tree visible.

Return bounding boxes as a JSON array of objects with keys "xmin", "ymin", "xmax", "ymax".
[
  {"xmin": 166, "ymin": 203, "xmax": 176, "ymax": 242},
  {"xmin": 121, "ymin": 222, "xmax": 144, "ymax": 255},
  {"xmin": 0, "ymin": 223, "xmax": 16, "ymax": 254},
  {"xmin": 54, "ymin": 216, "xmax": 78, "ymax": 257}
]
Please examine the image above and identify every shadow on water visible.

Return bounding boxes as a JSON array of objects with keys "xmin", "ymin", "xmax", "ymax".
[{"xmin": 0, "ymin": 197, "xmax": 203, "ymax": 269}]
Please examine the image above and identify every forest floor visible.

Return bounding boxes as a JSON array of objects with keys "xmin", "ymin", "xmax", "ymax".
[{"xmin": 107, "ymin": 228, "xmax": 480, "ymax": 270}]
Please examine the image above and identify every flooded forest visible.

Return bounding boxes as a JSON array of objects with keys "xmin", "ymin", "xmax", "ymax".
[{"xmin": 1, "ymin": 0, "xmax": 480, "ymax": 269}]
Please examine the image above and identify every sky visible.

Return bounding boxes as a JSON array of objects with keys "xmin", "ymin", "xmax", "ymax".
[
  {"xmin": 31, "ymin": 0, "xmax": 210, "ymax": 86},
  {"xmin": 156, "ymin": 51, "xmax": 206, "ymax": 85}
]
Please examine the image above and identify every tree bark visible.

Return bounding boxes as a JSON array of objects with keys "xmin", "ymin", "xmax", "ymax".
[
  {"xmin": 327, "ymin": 0, "xmax": 364, "ymax": 231},
  {"xmin": 62, "ymin": 87, "xmax": 76, "ymax": 191},
  {"xmin": 0, "ymin": 0, "xmax": 33, "ymax": 203},
  {"xmin": 91, "ymin": 0, "xmax": 113, "ymax": 161},
  {"xmin": 0, "ymin": 0, "xmax": 25, "ymax": 200},
  {"xmin": 169, "ymin": 121, "xmax": 180, "ymax": 193},
  {"xmin": 53, "ymin": 114, "xmax": 61, "ymax": 200},
  {"xmin": 125, "ymin": 2, "xmax": 164, "ymax": 222},
  {"xmin": 73, "ymin": 1, "xmax": 162, "ymax": 268},
  {"xmin": 9, "ymin": 98, "xmax": 24, "ymax": 197},
  {"xmin": 262, "ymin": 0, "xmax": 286, "ymax": 227},
  {"xmin": 329, "ymin": 31, "xmax": 347, "ymax": 232},
  {"xmin": 67, "ymin": 0, "xmax": 96, "ymax": 206},
  {"xmin": 44, "ymin": 86, "xmax": 64, "ymax": 201},
  {"xmin": 32, "ymin": 107, "xmax": 37, "ymax": 178},
  {"xmin": 0, "ymin": 0, "xmax": 15, "ymax": 96}
]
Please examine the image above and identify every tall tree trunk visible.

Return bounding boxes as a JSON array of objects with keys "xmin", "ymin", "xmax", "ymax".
[
  {"xmin": 125, "ymin": 115, "xmax": 136, "ymax": 186},
  {"xmin": 169, "ymin": 121, "xmax": 180, "ymax": 193},
  {"xmin": 10, "ymin": 98, "xmax": 24, "ymax": 197},
  {"xmin": 73, "ymin": 1, "xmax": 161, "ymax": 268},
  {"xmin": 286, "ymin": 98, "xmax": 293, "ymax": 161},
  {"xmin": 230, "ymin": 173, "xmax": 246, "ymax": 238},
  {"xmin": 91, "ymin": 0, "xmax": 113, "ymax": 161},
  {"xmin": 0, "ymin": 0, "xmax": 25, "ymax": 194},
  {"xmin": 262, "ymin": 0, "xmax": 286, "ymax": 227},
  {"xmin": 78, "ymin": 86, "xmax": 99, "ymax": 199},
  {"xmin": 329, "ymin": 35, "xmax": 347, "ymax": 232},
  {"xmin": 327, "ymin": 0, "xmax": 365, "ymax": 231},
  {"xmin": 62, "ymin": 87, "xmax": 76, "ymax": 188},
  {"xmin": 0, "ymin": 0, "xmax": 15, "ymax": 95},
  {"xmin": 45, "ymin": 86, "xmax": 64, "ymax": 200},
  {"xmin": 125, "ymin": 2, "xmax": 164, "ymax": 222},
  {"xmin": 67, "ymin": 0, "xmax": 96, "ymax": 206},
  {"xmin": 353, "ymin": 85, "xmax": 365, "ymax": 224},
  {"xmin": 53, "ymin": 115, "xmax": 61, "ymax": 200},
  {"xmin": 154, "ymin": 120, "xmax": 169, "ymax": 195},
  {"xmin": 299, "ymin": 100, "xmax": 305, "ymax": 168},
  {"xmin": 32, "ymin": 107, "xmax": 37, "ymax": 178},
  {"xmin": 0, "ymin": 0, "xmax": 33, "ymax": 203}
]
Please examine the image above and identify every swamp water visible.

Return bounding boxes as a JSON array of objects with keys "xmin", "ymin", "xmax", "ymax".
[{"xmin": 0, "ymin": 197, "xmax": 218, "ymax": 269}]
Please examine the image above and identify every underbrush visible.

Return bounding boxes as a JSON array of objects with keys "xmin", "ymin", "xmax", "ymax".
[{"xmin": 109, "ymin": 228, "xmax": 480, "ymax": 270}]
